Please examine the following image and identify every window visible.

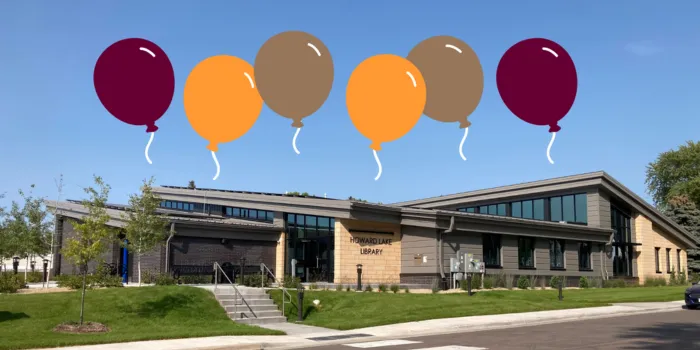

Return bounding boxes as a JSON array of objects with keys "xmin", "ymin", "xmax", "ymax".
[
  {"xmin": 497, "ymin": 204, "xmax": 507, "ymax": 216},
  {"xmin": 578, "ymin": 242, "xmax": 592, "ymax": 270},
  {"xmin": 224, "ymin": 206, "xmax": 274, "ymax": 222},
  {"xmin": 511, "ymin": 201, "xmax": 522, "ymax": 217},
  {"xmin": 511, "ymin": 199, "xmax": 545, "ymax": 221},
  {"xmin": 677, "ymin": 249, "xmax": 682, "ymax": 273},
  {"xmin": 611, "ymin": 206, "xmax": 634, "ymax": 277},
  {"xmin": 483, "ymin": 234, "xmax": 501, "ymax": 267},
  {"xmin": 655, "ymin": 247, "xmax": 661, "ymax": 273},
  {"xmin": 549, "ymin": 193, "xmax": 588, "ymax": 224},
  {"xmin": 549, "ymin": 239, "xmax": 566, "ymax": 269},
  {"xmin": 466, "ymin": 207, "xmax": 476, "ymax": 213},
  {"xmin": 666, "ymin": 248, "xmax": 672, "ymax": 273},
  {"xmin": 518, "ymin": 237, "xmax": 536, "ymax": 269}
]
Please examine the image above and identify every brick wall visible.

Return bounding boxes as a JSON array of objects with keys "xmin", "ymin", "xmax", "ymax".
[
  {"xmin": 170, "ymin": 236, "xmax": 276, "ymax": 272},
  {"xmin": 334, "ymin": 219, "xmax": 401, "ymax": 285},
  {"xmin": 57, "ymin": 217, "xmax": 118, "ymax": 275}
]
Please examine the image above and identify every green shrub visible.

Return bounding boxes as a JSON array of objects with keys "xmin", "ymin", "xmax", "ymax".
[
  {"xmin": 678, "ymin": 269, "xmax": 688, "ymax": 285},
  {"xmin": 579, "ymin": 276, "xmax": 590, "ymax": 288},
  {"xmin": 589, "ymin": 277, "xmax": 603, "ymax": 288},
  {"xmin": 93, "ymin": 264, "xmax": 123, "ymax": 288},
  {"xmin": 282, "ymin": 275, "xmax": 302, "ymax": 289},
  {"xmin": 669, "ymin": 269, "xmax": 678, "ymax": 285},
  {"xmin": 390, "ymin": 284, "xmax": 400, "ymax": 293},
  {"xmin": 364, "ymin": 285, "xmax": 373, "ymax": 292},
  {"xmin": 155, "ymin": 274, "xmax": 177, "ymax": 286},
  {"xmin": 472, "ymin": 274, "xmax": 482, "ymax": 289},
  {"xmin": 180, "ymin": 275, "xmax": 211, "ymax": 284},
  {"xmin": 378, "ymin": 284, "xmax": 388, "ymax": 292},
  {"xmin": 483, "ymin": 276, "xmax": 494, "ymax": 289},
  {"xmin": 25, "ymin": 271, "xmax": 44, "ymax": 283},
  {"xmin": 0, "ymin": 273, "xmax": 26, "ymax": 293},
  {"xmin": 517, "ymin": 275, "xmax": 530, "ymax": 289},
  {"xmin": 346, "ymin": 286, "xmax": 351, "ymax": 292},
  {"xmin": 404, "ymin": 287, "xmax": 410, "ymax": 293},
  {"xmin": 549, "ymin": 276, "xmax": 563, "ymax": 289},
  {"xmin": 309, "ymin": 283, "xmax": 318, "ymax": 290},
  {"xmin": 643, "ymin": 276, "xmax": 667, "ymax": 287},
  {"xmin": 493, "ymin": 272, "xmax": 507, "ymax": 288},
  {"xmin": 336, "ymin": 284, "xmax": 343, "ymax": 291},
  {"xmin": 56, "ymin": 274, "xmax": 89, "ymax": 290},
  {"xmin": 528, "ymin": 274, "xmax": 539, "ymax": 289},
  {"xmin": 504, "ymin": 274, "xmax": 514, "ymax": 289},
  {"xmin": 602, "ymin": 279, "xmax": 627, "ymax": 288}
]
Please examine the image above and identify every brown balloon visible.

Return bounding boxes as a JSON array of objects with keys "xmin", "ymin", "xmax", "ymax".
[
  {"xmin": 254, "ymin": 31, "xmax": 334, "ymax": 128},
  {"xmin": 407, "ymin": 36, "xmax": 483, "ymax": 129}
]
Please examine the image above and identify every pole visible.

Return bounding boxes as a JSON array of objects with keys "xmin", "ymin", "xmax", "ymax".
[
  {"xmin": 467, "ymin": 273, "xmax": 473, "ymax": 296},
  {"xmin": 558, "ymin": 278, "xmax": 564, "ymax": 301},
  {"xmin": 297, "ymin": 286, "xmax": 304, "ymax": 322}
]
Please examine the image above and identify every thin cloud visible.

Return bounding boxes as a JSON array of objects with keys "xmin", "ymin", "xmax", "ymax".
[{"xmin": 624, "ymin": 41, "xmax": 664, "ymax": 56}]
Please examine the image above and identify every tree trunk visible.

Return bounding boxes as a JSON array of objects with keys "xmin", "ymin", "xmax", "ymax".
[
  {"xmin": 138, "ymin": 253, "xmax": 142, "ymax": 287},
  {"xmin": 79, "ymin": 265, "xmax": 87, "ymax": 325},
  {"xmin": 24, "ymin": 258, "xmax": 28, "ymax": 281}
]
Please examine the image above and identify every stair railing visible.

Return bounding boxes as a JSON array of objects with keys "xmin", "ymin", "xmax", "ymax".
[
  {"xmin": 213, "ymin": 262, "xmax": 257, "ymax": 319},
  {"xmin": 260, "ymin": 262, "xmax": 292, "ymax": 316}
]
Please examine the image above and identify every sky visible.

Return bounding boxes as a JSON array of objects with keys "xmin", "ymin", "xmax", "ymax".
[{"xmin": 0, "ymin": 1, "xmax": 698, "ymax": 208}]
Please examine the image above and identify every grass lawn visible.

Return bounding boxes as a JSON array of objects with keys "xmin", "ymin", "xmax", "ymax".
[
  {"xmin": 269, "ymin": 286, "xmax": 687, "ymax": 330},
  {"xmin": 0, "ymin": 286, "xmax": 283, "ymax": 350}
]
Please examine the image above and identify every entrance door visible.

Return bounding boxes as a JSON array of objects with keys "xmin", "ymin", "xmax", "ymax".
[{"xmin": 299, "ymin": 237, "xmax": 332, "ymax": 283}]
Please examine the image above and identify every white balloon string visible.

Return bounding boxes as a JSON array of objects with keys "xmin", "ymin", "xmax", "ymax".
[
  {"xmin": 144, "ymin": 132, "xmax": 155, "ymax": 164},
  {"xmin": 547, "ymin": 132, "xmax": 557, "ymax": 164},
  {"xmin": 292, "ymin": 128, "xmax": 301, "ymax": 155},
  {"xmin": 373, "ymin": 150, "xmax": 383, "ymax": 181},
  {"xmin": 211, "ymin": 151, "xmax": 221, "ymax": 181},
  {"xmin": 459, "ymin": 127, "xmax": 469, "ymax": 161}
]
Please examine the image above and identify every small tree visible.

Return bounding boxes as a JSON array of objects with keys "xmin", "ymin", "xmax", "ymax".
[
  {"xmin": 62, "ymin": 176, "xmax": 114, "ymax": 325},
  {"xmin": 187, "ymin": 180, "xmax": 196, "ymax": 189},
  {"xmin": 5, "ymin": 199, "xmax": 30, "ymax": 279},
  {"xmin": 122, "ymin": 177, "xmax": 168, "ymax": 286},
  {"xmin": 21, "ymin": 186, "xmax": 53, "ymax": 274}
]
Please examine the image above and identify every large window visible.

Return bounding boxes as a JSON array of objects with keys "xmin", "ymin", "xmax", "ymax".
[
  {"xmin": 611, "ymin": 206, "xmax": 634, "ymax": 277},
  {"xmin": 518, "ymin": 237, "xmax": 536, "ymax": 269},
  {"xmin": 655, "ymin": 247, "xmax": 661, "ymax": 273},
  {"xmin": 225, "ymin": 207, "xmax": 274, "ymax": 222},
  {"xmin": 549, "ymin": 239, "xmax": 565, "ymax": 269},
  {"xmin": 666, "ymin": 248, "xmax": 672, "ymax": 273},
  {"xmin": 578, "ymin": 242, "xmax": 592, "ymax": 270},
  {"xmin": 549, "ymin": 194, "xmax": 587, "ymax": 224},
  {"xmin": 285, "ymin": 214, "xmax": 335, "ymax": 283},
  {"xmin": 483, "ymin": 234, "xmax": 501, "ymax": 267},
  {"xmin": 512, "ymin": 199, "xmax": 545, "ymax": 221}
]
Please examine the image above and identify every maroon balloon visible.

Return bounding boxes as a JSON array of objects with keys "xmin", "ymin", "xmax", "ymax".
[
  {"xmin": 496, "ymin": 38, "xmax": 577, "ymax": 132},
  {"xmin": 93, "ymin": 38, "xmax": 175, "ymax": 132}
]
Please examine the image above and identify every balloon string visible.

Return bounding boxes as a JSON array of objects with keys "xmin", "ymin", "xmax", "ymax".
[
  {"xmin": 211, "ymin": 151, "xmax": 221, "ymax": 181},
  {"xmin": 145, "ymin": 132, "xmax": 155, "ymax": 165},
  {"xmin": 547, "ymin": 132, "xmax": 557, "ymax": 164},
  {"xmin": 292, "ymin": 128, "xmax": 301, "ymax": 155},
  {"xmin": 459, "ymin": 127, "xmax": 469, "ymax": 161},
  {"xmin": 373, "ymin": 150, "xmax": 383, "ymax": 181}
]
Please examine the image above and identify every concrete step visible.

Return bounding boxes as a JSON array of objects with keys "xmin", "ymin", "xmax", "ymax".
[
  {"xmin": 225, "ymin": 304, "xmax": 280, "ymax": 312},
  {"xmin": 218, "ymin": 298, "xmax": 275, "ymax": 306},
  {"xmin": 234, "ymin": 316, "xmax": 287, "ymax": 325},
  {"xmin": 228, "ymin": 310, "xmax": 283, "ymax": 319},
  {"xmin": 215, "ymin": 290, "xmax": 270, "ymax": 298}
]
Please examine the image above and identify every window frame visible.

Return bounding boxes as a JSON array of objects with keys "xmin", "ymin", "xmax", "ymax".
[
  {"xmin": 655, "ymin": 247, "xmax": 661, "ymax": 273},
  {"xmin": 677, "ymin": 249, "xmax": 682, "ymax": 273},
  {"xmin": 578, "ymin": 242, "xmax": 592, "ymax": 271},
  {"xmin": 482, "ymin": 234, "xmax": 502, "ymax": 268},
  {"xmin": 549, "ymin": 239, "xmax": 566, "ymax": 270},
  {"xmin": 548, "ymin": 193, "xmax": 588, "ymax": 225},
  {"xmin": 518, "ymin": 237, "xmax": 536, "ymax": 269},
  {"xmin": 666, "ymin": 248, "xmax": 672, "ymax": 273}
]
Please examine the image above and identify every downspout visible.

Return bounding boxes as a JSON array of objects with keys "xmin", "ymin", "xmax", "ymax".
[
  {"xmin": 164, "ymin": 223, "xmax": 176, "ymax": 273},
  {"xmin": 438, "ymin": 216, "xmax": 456, "ymax": 280}
]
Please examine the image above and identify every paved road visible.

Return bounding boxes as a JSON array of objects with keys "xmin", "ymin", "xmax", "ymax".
[{"xmin": 308, "ymin": 309, "xmax": 700, "ymax": 350}]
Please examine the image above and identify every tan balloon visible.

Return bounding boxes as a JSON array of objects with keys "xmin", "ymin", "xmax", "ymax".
[
  {"xmin": 407, "ymin": 36, "xmax": 484, "ymax": 128},
  {"xmin": 254, "ymin": 31, "xmax": 334, "ymax": 127}
]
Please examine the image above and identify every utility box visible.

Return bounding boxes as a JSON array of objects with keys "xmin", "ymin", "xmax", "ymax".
[{"xmin": 449, "ymin": 257, "xmax": 461, "ymax": 273}]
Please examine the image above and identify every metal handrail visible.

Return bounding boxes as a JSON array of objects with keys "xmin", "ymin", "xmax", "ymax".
[
  {"xmin": 213, "ymin": 262, "xmax": 257, "ymax": 319},
  {"xmin": 260, "ymin": 263, "xmax": 292, "ymax": 316}
]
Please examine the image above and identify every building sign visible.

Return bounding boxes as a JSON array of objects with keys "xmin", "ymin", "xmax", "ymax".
[{"xmin": 351, "ymin": 234, "xmax": 393, "ymax": 255}]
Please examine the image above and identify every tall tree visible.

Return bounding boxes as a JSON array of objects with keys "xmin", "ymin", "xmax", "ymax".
[
  {"xmin": 646, "ymin": 140, "xmax": 700, "ymax": 209},
  {"xmin": 122, "ymin": 177, "xmax": 168, "ymax": 286},
  {"xmin": 665, "ymin": 195, "xmax": 700, "ymax": 272},
  {"xmin": 0, "ymin": 193, "xmax": 8, "ymax": 272},
  {"xmin": 62, "ymin": 176, "xmax": 114, "ymax": 325}
]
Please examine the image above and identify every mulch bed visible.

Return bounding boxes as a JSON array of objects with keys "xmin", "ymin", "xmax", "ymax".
[{"xmin": 53, "ymin": 322, "xmax": 110, "ymax": 334}]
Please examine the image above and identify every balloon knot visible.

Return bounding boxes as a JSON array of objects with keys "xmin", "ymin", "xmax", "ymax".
[
  {"xmin": 370, "ymin": 142, "xmax": 382, "ymax": 151},
  {"xmin": 291, "ymin": 120, "xmax": 304, "ymax": 128},
  {"xmin": 549, "ymin": 124, "xmax": 561, "ymax": 133},
  {"xmin": 206, "ymin": 143, "xmax": 219, "ymax": 152},
  {"xmin": 459, "ymin": 120, "xmax": 472, "ymax": 129},
  {"xmin": 146, "ymin": 124, "xmax": 158, "ymax": 133}
]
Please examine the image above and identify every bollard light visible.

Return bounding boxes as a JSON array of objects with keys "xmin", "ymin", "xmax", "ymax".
[
  {"xmin": 12, "ymin": 256, "xmax": 20, "ymax": 274},
  {"xmin": 356, "ymin": 264, "xmax": 363, "ymax": 291},
  {"xmin": 297, "ymin": 284, "xmax": 304, "ymax": 322},
  {"xmin": 42, "ymin": 259, "xmax": 49, "ymax": 284},
  {"xmin": 467, "ymin": 273, "xmax": 473, "ymax": 296},
  {"xmin": 240, "ymin": 257, "xmax": 247, "ymax": 285}
]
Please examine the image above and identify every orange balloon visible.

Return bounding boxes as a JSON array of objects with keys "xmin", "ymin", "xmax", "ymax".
[
  {"xmin": 346, "ymin": 54, "xmax": 427, "ymax": 151},
  {"xmin": 184, "ymin": 55, "xmax": 263, "ymax": 152}
]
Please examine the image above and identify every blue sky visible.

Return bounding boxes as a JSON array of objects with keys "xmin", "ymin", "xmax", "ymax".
[{"xmin": 0, "ymin": 1, "xmax": 697, "ymax": 207}]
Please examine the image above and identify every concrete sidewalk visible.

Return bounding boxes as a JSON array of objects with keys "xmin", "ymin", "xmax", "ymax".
[{"xmin": 31, "ymin": 301, "xmax": 686, "ymax": 350}]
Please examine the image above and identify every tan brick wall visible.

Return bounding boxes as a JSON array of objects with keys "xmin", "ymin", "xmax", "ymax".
[
  {"xmin": 634, "ymin": 214, "xmax": 688, "ymax": 283},
  {"xmin": 334, "ymin": 219, "xmax": 401, "ymax": 285},
  {"xmin": 275, "ymin": 230, "xmax": 285, "ymax": 281}
]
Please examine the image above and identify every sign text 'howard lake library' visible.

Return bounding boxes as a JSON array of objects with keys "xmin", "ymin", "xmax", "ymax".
[{"xmin": 351, "ymin": 235, "xmax": 392, "ymax": 255}]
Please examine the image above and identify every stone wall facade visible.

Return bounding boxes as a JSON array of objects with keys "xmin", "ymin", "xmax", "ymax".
[
  {"xmin": 334, "ymin": 219, "xmax": 402, "ymax": 285},
  {"xmin": 634, "ymin": 214, "xmax": 688, "ymax": 283}
]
